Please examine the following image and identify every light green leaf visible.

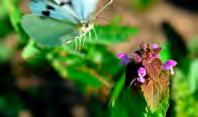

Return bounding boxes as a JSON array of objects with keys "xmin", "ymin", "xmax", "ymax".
[
  {"xmin": 22, "ymin": 40, "xmax": 40, "ymax": 59},
  {"xmin": 5, "ymin": 0, "xmax": 28, "ymax": 44},
  {"xmin": 160, "ymin": 43, "xmax": 171, "ymax": 62},
  {"xmin": 93, "ymin": 24, "xmax": 139, "ymax": 44},
  {"xmin": 188, "ymin": 59, "xmax": 198, "ymax": 93},
  {"xmin": 110, "ymin": 88, "xmax": 147, "ymax": 117}
]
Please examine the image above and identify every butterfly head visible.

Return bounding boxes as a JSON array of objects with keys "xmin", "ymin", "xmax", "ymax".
[{"xmin": 80, "ymin": 21, "xmax": 94, "ymax": 35}]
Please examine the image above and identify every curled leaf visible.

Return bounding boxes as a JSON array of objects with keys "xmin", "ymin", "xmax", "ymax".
[{"xmin": 142, "ymin": 58, "xmax": 170, "ymax": 111}]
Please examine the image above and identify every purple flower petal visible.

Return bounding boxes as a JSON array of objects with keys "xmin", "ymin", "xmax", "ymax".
[
  {"xmin": 152, "ymin": 43, "xmax": 159, "ymax": 49},
  {"xmin": 116, "ymin": 53, "xmax": 126, "ymax": 59},
  {"xmin": 116, "ymin": 53, "xmax": 131, "ymax": 65},
  {"xmin": 153, "ymin": 53, "xmax": 160, "ymax": 58},
  {"xmin": 130, "ymin": 53, "xmax": 142, "ymax": 63},
  {"xmin": 162, "ymin": 60, "xmax": 177, "ymax": 70},
  {"xmin": 138, "ymin": 67, "xmax": 146, "ymax": 78},
  {"xmin": 137, "ymin": 77, "xmax": 145, "ymax": 83}
]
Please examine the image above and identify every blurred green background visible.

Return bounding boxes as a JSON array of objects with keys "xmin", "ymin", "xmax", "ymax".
[{"xmin": 0, "ymin": 0, "xmax": 197, "ymax": 117}]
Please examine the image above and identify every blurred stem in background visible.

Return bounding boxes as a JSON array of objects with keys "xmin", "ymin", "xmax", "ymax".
[
  {"xmin": 5, "ymin": 0, "xmax": 28, "ymax": 46},
  {"xmin": 130, "ymin": 0, "xmax": 157, "ymax": 11}
]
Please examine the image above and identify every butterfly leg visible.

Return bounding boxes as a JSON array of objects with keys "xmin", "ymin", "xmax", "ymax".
[
  {"xmin": 79, "ymin": 36, "xmax": 82, "ymax": 50},
  {"xmin": 88, "ymin": 30, "xmax": 92, "ymax": 41},
  {"xmin": 93, "ymin": 27, "xmax": 98, "ymax": 40},
  {"xmin": 82, "ymin": 32, "xmax": 87, "ymax": 48},
  {"xmin": 75, "ymin": 37, "xmax": 78, "ymax": 51}
]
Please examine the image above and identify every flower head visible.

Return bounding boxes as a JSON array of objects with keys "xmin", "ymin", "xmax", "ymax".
[
  {"xmin": 118, "ymin": 43, "xmax": 177, "ymax": 87},
  {"xmin": 137, "ymin": 77, "xmax": 145, "ymax": 83},
  {"xmin": 136, "ymin": 67, "xmax": 147, "ymax": 83},
  {"xmin": 162, "ymin": 60, "xmax": 177, "ymax": 70},
  {"xmin": 116, "ymin": 53, "xmax": 131, "ymax": 65},
  {"xmin": 138, "ymin": 67, "xmax": 146, "ymax": 78},
  {"xmin": 151, "ymin": 43, "xmax": 162, "ymax": 59},
  {"xmin": 162, "ymin": 60, "xmax": 177, "ymax": 75},
  {"xmin": 130, "ymin": 53, "xmax": 142, "ymax": 63},
  {"xmin": 152, "ymin": 43, "xmax": 160, "ymax": 49}
]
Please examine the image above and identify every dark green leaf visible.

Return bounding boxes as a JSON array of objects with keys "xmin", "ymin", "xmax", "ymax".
[{"xmin": 109, "ymin": 74, "xmax": 125, "ymax": 108}]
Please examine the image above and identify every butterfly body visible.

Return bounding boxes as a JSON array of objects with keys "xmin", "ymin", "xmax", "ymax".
[{"xmin": 21, "ymin": 0, "xmax": 101, "ymax": 47}]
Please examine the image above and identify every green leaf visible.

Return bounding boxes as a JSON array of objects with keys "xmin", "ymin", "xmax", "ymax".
[
  {"xmin": 130, "ymin": 0, "xmax": 156, "ymax": 11},
  {"xmin": 5, "ymin": 0, "xmax": 28, "ymax": 45},
  {"xmin": 0, "ymin": 41, "xmax": 13, "ymax": 63},
  {"xmin": 83, "ymin": 44, "xmax": 122, "ymax": 77},
  {"xmin": 172, "ymin": 69, "xmax": 198, "ymax": 117},
  {"xmin": 0, "ymin": 0, "xmax": 13, "ymax": 38},
  {"xmin": 162, "ymin": 22, "xmax": 190, "ymax": 74},
  {"xmin": 46, "ymin": 47, "xmax": 113, "ymax": 90},
  {"xmin": 66, "ymin": 66, "xmax": 102, "ymax": 89},
  {"xmin": 188, "ymin": 36, "xmax": 198, "ymax": 57},
  {"xmin": 110, "ymin": 88, "xmax": 147, "ymax": 117},
  {"xmin": 109, "ymin": 74, "xmax": 125, "ymax": 108},
  {"xmin": 160, "ymin": 43, "xmax": 171, "ymax": 62},
  {"xmin": 188, "ymin": 59, "xmax": 198, "ymax": 93},
  {"xmin": 146, "ymin": 88, "xmax": 170, "ymax": 117},
  {"xmin": 93, "ymin": 24, "xmax": 139, "ymax": 44},
  {"xmin": 22, "ymin": 41, "xmax": 40, "ymax": 59}
]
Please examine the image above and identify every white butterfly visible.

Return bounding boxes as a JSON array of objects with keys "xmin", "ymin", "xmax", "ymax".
[{"xmin": 21, "ymin": 0, "xmax": 113, "ymax": 48}]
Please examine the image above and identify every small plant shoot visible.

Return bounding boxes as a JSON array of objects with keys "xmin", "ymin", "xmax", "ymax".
[{"xmin": 117, "ymin": 43, "xmax": 177, "ymax": 113}]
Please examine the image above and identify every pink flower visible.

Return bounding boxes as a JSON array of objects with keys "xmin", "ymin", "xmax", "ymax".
[
  {"xmin": 152, "ymin": 43, "xmax": 160, "ymax": 49},
  {"xmin": 116, "ymin": 53, "xmax": 131, "ymax": 65},
  {"xmin": 162, "ymin": 60, "xmax": 177, "ymax": 75},
  {"xmin": 138, "ymin": 67, "xmax": 146, "ymax": 78},
  {"xmin": 130, "ymin": 53, "xmax": 142, "ymax": 63},
  {"xmin": 152, "ymin": 43, "xmax": 161, "ymax": 59},
  {"xmin": 137, "ymin": 67, "xmax": 146, "ymax": 83}
]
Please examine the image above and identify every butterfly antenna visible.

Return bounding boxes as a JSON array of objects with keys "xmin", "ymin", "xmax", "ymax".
[
  {"xmin": 94, "ymin": 0, "xmax": 114, "ymax": 19},
  {"xmin": 95, "ymin": 16, "xmax": 111, "ymax": 22}
]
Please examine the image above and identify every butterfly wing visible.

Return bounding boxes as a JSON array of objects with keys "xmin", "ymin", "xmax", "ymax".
[
  {"xmin": 21, "ymin": 14, "xmax": 80, "ymax": 46},
  {"xmin": 30, "ymin": 0, "xmax": 99, "ymax": 22},
  {"xmin": 30, "ymin": 0, "xmax": 78, "ymax": 23},
  {"xmin": 71, "ymin": 0, "xmax": 99, "ymax": 21}
]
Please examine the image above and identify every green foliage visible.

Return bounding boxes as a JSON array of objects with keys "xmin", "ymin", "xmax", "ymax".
[
  {"xmin": 160, "ymin": 43, "xmax": 171, "ymax": 62},
  {"xmin": 146, "ymin": 88, "xmax": 169, "ymax": 117},
  {"xmin": 162, "ymin": 23, "xmax": 198, "ymax": 117},
  {"xmin": 0, "ymin": 95, "xmax": 24, "ymax": 117},
  {"xmin": 162, "ymin": 22, "xmax": 191, "ymax": 74},
  {"xmin": 109, "ymin": 76, "xmax": 169, "ymax": 117},
  {"xmin": 46, "ymin": 44, "xmax": 122, "ymax": 90},
  {"xmin": 130, "ymin": 0, "xmax": 156, "ymax": 11},
  {"xmin": 0, "ymin": 42, "xmax": 13, "ymax": 63},
  {"xmin": 4, "ymin": 0, "xmax": 198, "ymax": 116},
  {"xmin": 0, "ymin": 0, "xmax": 13, "ymax": 37},
  {"xmin": 5, "ymin": 0, "xmax": 28, "ymax": 45},
  {"xmin": 109, "ymin": 74, "xmax": 125, "ymax": 108},
  {"xmin": 110, "ymin": 87, "xmax": 147, "ymax": 117},
  {"xmin": 188, "ymin": 60, "xmax": 198, "ymax": 93},
  {"xmin": 93, "ymin": 24, "xmax": 139, "ymax": 45},
  {"xmin": 22, "ymin": 40, "xmax": 40, "ymax": 59},
  {"xmin": 172, "ymin": 69, "xmax": 198, "ymax": 117},
  {"xmin": 188, "ymin": 36, "xmax": 198, "ymax": 57}
]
